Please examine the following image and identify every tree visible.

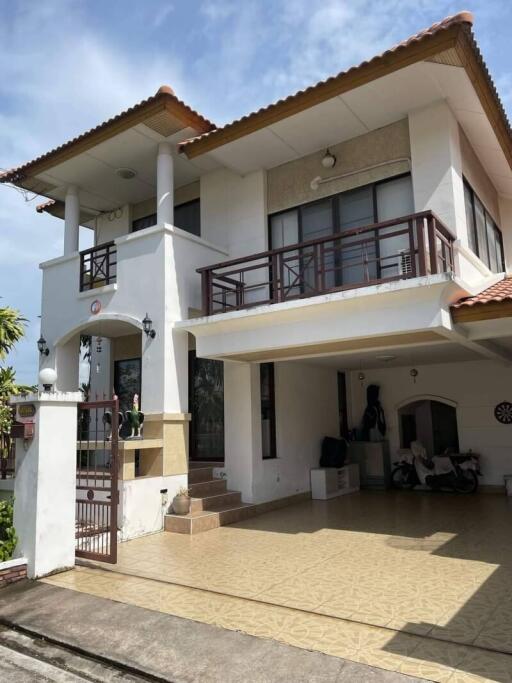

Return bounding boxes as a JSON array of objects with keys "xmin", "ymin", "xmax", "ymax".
[
  {"xmin": 0, "ymin": 306, "xmax": 31, "ymax": 461},
  {"xmin": 0, "ymin": 307, "xmax": 26, "ymax": 360}
]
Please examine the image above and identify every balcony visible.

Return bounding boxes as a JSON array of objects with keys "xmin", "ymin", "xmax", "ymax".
[
  {"xmin": 197, "ymin": 211, "xmax": 455, "ymax": 316},
  {"xmin": 79, "ymin": 241, "xmax": 117, "ymax": 292}
]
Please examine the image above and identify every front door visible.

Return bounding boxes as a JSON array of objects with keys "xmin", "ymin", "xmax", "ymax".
[{"xmin": 189, "ymin": 352, "xmax": 224, "ymax": 461}]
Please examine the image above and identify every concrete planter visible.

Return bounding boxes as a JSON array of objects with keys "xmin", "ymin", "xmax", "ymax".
[{"xmin": 172, "ymin": 494, "xmax": 190, "ymax": 515}]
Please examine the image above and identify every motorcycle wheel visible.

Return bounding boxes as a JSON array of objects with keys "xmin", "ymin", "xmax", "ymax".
[
  {"xmin": 391, "ymin": 465, "xmax": 416, "ymax": 490},
  {"xmin": 453, "ymin": 470, "xmax": 478, "ymax": 494}
]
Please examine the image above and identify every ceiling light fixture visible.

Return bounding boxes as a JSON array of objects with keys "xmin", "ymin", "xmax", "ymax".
[
  {"xmin": 376, "ymin": 354, "xmax": 396, "ymax": 362},
  {"xmin": 115, "ymin": 167, "xmax": 137, "ymax": 180},
  {"xmin": 321, "ymin": 149, "xmax": 336, "ymax": 169}
]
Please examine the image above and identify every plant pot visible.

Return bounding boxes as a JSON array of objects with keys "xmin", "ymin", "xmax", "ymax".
[{"xmin": 172, "ymin": 494, "xmax": 190, "ymax": 515}]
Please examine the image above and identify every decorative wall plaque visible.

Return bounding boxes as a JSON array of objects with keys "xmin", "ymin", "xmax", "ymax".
[
  {"xmin": 495, "ymin": 402, "xmax": 512, "ymax": 424},
  {"xmin": 90, "ymin": 299, "xmax": 101, "ymax": 315},
  {"xmin": 17, "ymin": 404, "xmax": 36, "ymax": 420}
]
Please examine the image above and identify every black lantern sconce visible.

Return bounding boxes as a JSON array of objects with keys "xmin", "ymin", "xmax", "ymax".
[
  {"xmin": 142, "ymin": 313, "xmax": 156, "ymax": 339},
  {"xmin": 37, "ymin": 335, "xmax": 49, "ymax": 356}
]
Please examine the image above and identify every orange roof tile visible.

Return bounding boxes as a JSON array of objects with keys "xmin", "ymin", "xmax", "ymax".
[
  {"xmin": 0, "ymin": 86, "xmax": 215, "ymax": 185},
  {"xmin": 452, "ymin": 277, "xmax": 512, "ymax": 308},
  {"xmin": 179, "ymin": 11, "xmax": 489, "ymax": 156}
]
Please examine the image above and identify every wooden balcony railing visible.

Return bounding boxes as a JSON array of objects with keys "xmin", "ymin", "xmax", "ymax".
[
  {"xmin": 198, "ymin": 211, "xmax": 455, "ymax": 316},
  {"xmin": 80, "ymin": 241, "xmax": 117, "ymax": 292}
]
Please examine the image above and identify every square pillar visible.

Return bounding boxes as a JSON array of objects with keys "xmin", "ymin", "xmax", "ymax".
[
  {"xmin": 12, "ymin": 391, "xmax": 82, "ymax": 578},
  {"xmin": 224, "ymin": 361, "xmax": 261, "ymax": 502},
  {"xmin": 409, "ymin": 101, "xmax": 467, "ymax": 244}
]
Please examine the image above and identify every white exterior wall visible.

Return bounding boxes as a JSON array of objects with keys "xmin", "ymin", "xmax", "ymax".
[
  {"xmin": 349, "ymin": 359, "xmax": 512, "ymax": 487},
  {"xmin": 409, "ymin": 100, "xmax": 467, "ymax": 243},
  {"xmin": 200, "ymin": 169, "xmax": 267, "ymax": 256},
  {"xmin": 498, "ymin": 196, "xmax": 512, "ymax": 272},
  {"xmin": 224, "ymin": 360, "xmax": 338, "ymax": 504},
  {"xmin": 120, "ymin": 473, "xmax": 187, "ymax": 540}
]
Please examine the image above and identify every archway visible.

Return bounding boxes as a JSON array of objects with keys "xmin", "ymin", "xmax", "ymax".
[{"xmin": 398, "ymin": 398, "xmax": 459, "ymax": 456}]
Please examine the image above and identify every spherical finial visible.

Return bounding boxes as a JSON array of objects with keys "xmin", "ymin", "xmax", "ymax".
[{"xmin": 157, "ymin": 85, "xmax": 175, "ymax": 96}]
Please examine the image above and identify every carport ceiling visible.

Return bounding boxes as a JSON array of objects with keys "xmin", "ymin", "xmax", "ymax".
[{"xmin": 300, "ymin": 341, "xmax": 479, "ymax": 371}]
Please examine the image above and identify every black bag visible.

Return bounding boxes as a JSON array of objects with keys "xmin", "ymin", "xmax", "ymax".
[{"xmin": 320, "ymin": 436, "xmax": 347, "ymax": 468}]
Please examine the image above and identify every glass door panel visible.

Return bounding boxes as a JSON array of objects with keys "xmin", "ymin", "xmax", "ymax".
[
  {"xmin": 300, "ymin": 200, "xmax": 334, "ymax": 292},
  {"xmin": 270, "ymin": 210, "xmax": 300, "ymax": 299},
  {"xmin": 189, "ymin": 353, "xmax": 224, "ymax": 461},
  {"xmin": 376, "ymin": 176, "xmax": 414, "ymax": 278},
  {"xmin": 338, "ymin": 186, "xmax": 375, "ymax": 285}
]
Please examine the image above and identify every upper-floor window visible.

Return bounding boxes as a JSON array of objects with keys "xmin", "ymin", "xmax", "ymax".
[
  {"xmin": 131, "ymin": 198, "xmax": 200, "ymax": 236},
  {"xmin": 463, "ymin": 180, "xmax": 504, "ymax": 273},
  {"xmin": 270, "ymin": 174, "xmax": 414, "ymax": 287}
]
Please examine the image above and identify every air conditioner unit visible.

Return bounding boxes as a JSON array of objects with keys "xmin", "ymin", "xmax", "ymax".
[{"xmin": 398, "ymin": 249, "xmax": 413, "ymax": 276}]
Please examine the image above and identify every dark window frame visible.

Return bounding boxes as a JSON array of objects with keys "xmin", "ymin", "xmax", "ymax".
[
  {"xmin": 260, "ymin": 362, "xmax": 277, "ymax": 460},
  {"xmin": 268, "ymin": 173, "xmax": 411, "ymax": 290},
  {"xmin": 463, "ymin": 178, "xmax": 505, "ymax": 273},
  {"xmin": 131, "ymin": 198, "xmax": 201, "ymax": 236},
  {"xmin": 268, "ymin": 173, "xmax": 410, "ymax": 249}
]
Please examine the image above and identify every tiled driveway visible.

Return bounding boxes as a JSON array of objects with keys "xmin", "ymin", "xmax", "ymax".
[{"xmin": 45, "ymin": 491, "xmax": 512, "ymax": 682}]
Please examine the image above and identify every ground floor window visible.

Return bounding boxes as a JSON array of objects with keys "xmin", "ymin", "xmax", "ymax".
[
  {"xmin": 189, "ymin": 352, "xmax": 224, "ymax": 461},
  {"xmin": 399, "ymin": 399, "xmax": 459, "ymax": 456},
  {"xmin": 260, "ymin": 362, "xmax": 277, "ymax": 459}
]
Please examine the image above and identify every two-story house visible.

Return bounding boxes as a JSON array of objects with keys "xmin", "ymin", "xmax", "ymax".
[{"xmin": 2, "ymin": 11, "xmax": 511, "ymax": 540}]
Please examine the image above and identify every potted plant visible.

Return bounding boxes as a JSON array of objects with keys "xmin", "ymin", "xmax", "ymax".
[{"xmin": 172, "ymin": 486, "xmax": 191, "ymax": 515}]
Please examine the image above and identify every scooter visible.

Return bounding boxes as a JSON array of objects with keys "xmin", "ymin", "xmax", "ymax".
[{"xmin": 391, "ymin": 450, "xmax": 480, "ymax": 494}]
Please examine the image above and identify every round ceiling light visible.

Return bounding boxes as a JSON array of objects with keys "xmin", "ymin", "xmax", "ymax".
[{"xmin": 115, "ymin": 167, "xmax": 137, "ymax": 180}]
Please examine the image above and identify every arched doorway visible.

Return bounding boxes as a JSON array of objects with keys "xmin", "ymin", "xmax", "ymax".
[{"xmin": 398, "ymin": 398, "xmax": 459, "ymax": 456}]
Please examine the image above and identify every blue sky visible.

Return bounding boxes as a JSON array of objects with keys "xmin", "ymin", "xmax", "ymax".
[{"xmin": 1, "ymin": 0, "xmax": 511, "ymax": 384}]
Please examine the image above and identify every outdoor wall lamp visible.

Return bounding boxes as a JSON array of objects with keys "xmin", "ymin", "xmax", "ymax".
[
  {"xmin": 142, "ymin": 314, "xmax": 156, "ymax": 339},
  {"xmin": 37, "ymin": 335, "xmax": 49, "ymax": 356}
]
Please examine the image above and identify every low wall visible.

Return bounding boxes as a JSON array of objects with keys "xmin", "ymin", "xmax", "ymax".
[{"xmin": 0, "ymin": 558, "xmax": 27, "ymax": 588}]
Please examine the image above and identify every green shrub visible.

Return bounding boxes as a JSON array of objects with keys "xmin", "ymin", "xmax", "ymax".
[{"xmin": 0, "ymin": 498, "xmax": 17, "ymax": 562}]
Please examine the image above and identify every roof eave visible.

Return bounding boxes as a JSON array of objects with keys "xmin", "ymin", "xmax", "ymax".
[{"xmin": 0, "ymin": 89, "xmax": 216, "ymax": 186}]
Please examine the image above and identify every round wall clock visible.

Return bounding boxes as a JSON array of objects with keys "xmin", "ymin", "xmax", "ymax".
[{"xmin": 495, "ymin": 402, "xmax": 512, "ymax": 424}]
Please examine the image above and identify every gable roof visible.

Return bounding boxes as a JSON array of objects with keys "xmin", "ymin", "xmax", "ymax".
[
  {"xmin": 0, "ymin": 86, "xmax": 215, "ymax": 185},
  {"xmin": 178, "ymin": 11, "xmax": 512, "ymax": 172}
]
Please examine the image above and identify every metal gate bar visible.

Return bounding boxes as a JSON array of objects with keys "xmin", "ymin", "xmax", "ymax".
[{"xmin": 76, "ymin": 399, "xmax": 118, "ymax": 563}]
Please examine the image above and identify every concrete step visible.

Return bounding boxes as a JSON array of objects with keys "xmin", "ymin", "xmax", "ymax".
[
  {"xmin": 188, "ymin": 466, "xmax": 214, "ymax": 485},
  {"xmin": 164, "ymin": 502, "xmax": 256, "ymax": 535},
  {"xmin": 190, "ymin": 490, "xmax": 242, "ymax": 513},
  {"xmin": 189, "ymin": 478, "xmax": 227, "ymax": 498}
]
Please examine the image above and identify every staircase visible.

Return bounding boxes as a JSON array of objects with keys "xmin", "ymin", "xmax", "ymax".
[{"xmin": 164, "ymin": 463, "xmax": 256, "ymax": 534}]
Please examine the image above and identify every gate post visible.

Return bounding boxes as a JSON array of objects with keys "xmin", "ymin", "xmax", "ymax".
[{"xmin": 11, "ymin": 391, "xmax": 82, "ymax": 578}]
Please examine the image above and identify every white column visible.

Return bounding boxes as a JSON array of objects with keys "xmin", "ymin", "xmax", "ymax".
[
  {"xmin": 12, "ymin": 391, "xmax": 82, "ymax": 578},
  {"xmin": 157, "ymin": 142, "xmax": 174, "ymax": 226},
  {"xmin": 224, "ymin": 361, "xmax": 261, "ymax": 502},
  {"xmin": 63, "ymin": 185, "xmax": 80, "ymax": 254}
]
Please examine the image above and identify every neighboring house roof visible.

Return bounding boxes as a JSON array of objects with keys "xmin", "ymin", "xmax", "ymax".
[
  {"xmin": 0, "ymin": 86, "xmax": 215, "ymax": 185},
  {"xmin": 179, "ymin": 11, "xmax": 512, "ymax": 170},
  {"xmin": 452, "ymin": 278, "xmax": 512, "ymax": 308},
  {"xmin": 452, "ymin": 277, "xmax": 512, "ymax": 322}
]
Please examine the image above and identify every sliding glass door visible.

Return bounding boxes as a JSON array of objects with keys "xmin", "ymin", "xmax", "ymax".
[{"xmin": 269, "ymin": 174, "xmax": 415, "ymax": 292}]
